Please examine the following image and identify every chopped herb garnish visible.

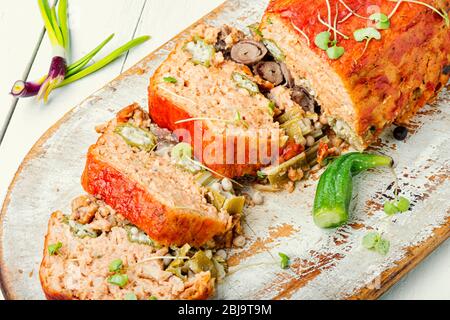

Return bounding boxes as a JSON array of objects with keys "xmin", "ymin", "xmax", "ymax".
[
  {"xmin": 353, "ymin": 27, "xmax": 381, "ymax": 42},
  {"xmin": 326, "ymin": 45, "xmax": 345, "ymax": 60},
  {"xmin": 279, "ymin": 253, "xmax": 291, "ymax": 269},
  {"xmin": 109, "ymin": 259, "xmax": 124, "ymax": 273},
  {"xmin": 124, "ymin": 293, "xmax": 138, "ymax": 300},
  {"xmin": 163, "ymin": 76, "xmax": 178, "ymax": 84},
  {"xmin": 314, "ymin": 31, "xmax": 332, "ymax": 51},
  {"xmin": 369, "ymin": 13, "xmax": 391, "ymax": 30},
  {"xmin": 362, "ymin": 232, "xmax": 390, "ymax": 256},
  {"xmin": 48, "ymin": 242, "xmax": 63, "ymax": 255},
  {"xmin": 234, "ymin": 111, "xmax": 250, "ymax": 129},
  {"xmin": 107, "ymin": 274, "xmax": 129, "ymax": 288}
]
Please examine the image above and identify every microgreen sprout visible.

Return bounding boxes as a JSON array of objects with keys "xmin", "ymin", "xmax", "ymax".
[
  {"xmin": 362, "ymin": 232, "xmax": 390, "ymax": 255},
  {"xmin": 388, "ymin": 0, "xmax": 449, "ymax": 27},
  {"xmin": 315, "ymin": 31, "xmax": 332, "ymax": 50},
  {"xmin": 353, "ymin": 27, "xmax": 382, "ymax": 42},
  {"xmin": 369, "ymin": 13, "xmax": 391, "ymax": 30},
  {"xmin": 163, "ymin": 76, "xmax": 178, "ymax": 84},
  {"xmin": 326, "ymin": 45, "xmax": 345, "ymax": 60},
  {"xmin": 290, "ymin": 20, "xmax": 311, "ymax": 46}
]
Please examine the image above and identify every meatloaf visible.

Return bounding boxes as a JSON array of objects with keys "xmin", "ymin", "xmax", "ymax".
[
  {"xmin": 82, "ymin": 103, "xmax": 237, "ymax": 247},
  {"xmin": 40, "ymin": 195, "xmax": 221, "ymax": 300},
  {"xmin": 261, "ymin": 0, "xmax": 450, "ymax": 149}
]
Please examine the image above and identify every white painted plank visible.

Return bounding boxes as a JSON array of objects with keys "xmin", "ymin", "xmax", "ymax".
[
  {"xmin": 122, "ymin": 0, "xmax": 225, "ymax": 71},
  {"xmin": 0, "ymin": 0, "xmax": 48, "ymax": 140}
]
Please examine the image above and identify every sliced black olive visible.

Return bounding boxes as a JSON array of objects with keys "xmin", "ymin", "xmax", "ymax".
[
  {"xmin": 443, "ymin": 65, "xmax": 450, "ymax": 75},
  {"xmin": 230, "ymin": 40, "xmax": 268, "ymax": 65},
  {"xmin": 279, "ymin": 63, "xmax": 294, "ymax": 88},
  {"xmin": 393, "ymin": 126, "xmax": 408, "ymax": 141},
  {"xmin": 291, "ymin": 86, "xmax": 316, "ymax": 112},
  {"xmin": 254, "ymin": 61, "xmax": 284, "ymax": 86}
]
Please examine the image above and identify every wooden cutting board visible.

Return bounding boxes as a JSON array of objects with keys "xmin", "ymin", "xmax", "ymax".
[{"xmin": 1, "ymin": 0, "xmax": 449, "ymax": 300}]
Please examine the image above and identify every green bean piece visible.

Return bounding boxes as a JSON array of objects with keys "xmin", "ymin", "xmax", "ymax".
[
  {"xmin": 184, "ymin": 38, "xmax": 215, "ymax": 67},
  {"xmin": 232, "ymin": 72, "xmax": 260, "ymax": 95}
]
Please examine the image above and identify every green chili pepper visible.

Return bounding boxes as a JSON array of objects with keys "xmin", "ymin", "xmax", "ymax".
[{"xmin": 313, "ymin": 153, "xmax": 393, "ymax": 228}]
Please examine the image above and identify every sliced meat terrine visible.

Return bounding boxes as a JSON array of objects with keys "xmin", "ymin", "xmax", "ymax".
[
  {"xmin": 261, "ymin": 0, "xmax": 450, "ymax": 149},
  {"xmin": 40, "ymin": 195, "xmax": 225, "ymax": 300},
  {"xmin": 149, "ymin": 24, "xmax": 340, "ymax": 179},
  {"xmin": 82, "ymin": 103, "xmax": 243, "ymax": 247}
]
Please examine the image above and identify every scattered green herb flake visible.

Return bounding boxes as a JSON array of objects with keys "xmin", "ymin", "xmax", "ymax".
[
  {"xmin": 369, "ymin": 13, "xmax": 391, "ymax": 30},
  {"xmin": 267, "ymin": 17, "xmax": 273, "ymax": 25},
  {"xmin": 163, "ymin": 76, "xmax": 178, "ymax": 84},
  {"xmin": 374, "ymin": 238, "xmax": 390, "ymax": 256},
  {"xmin": 362, "ymin": 232, "xmax": 381, "ymax": 250},
  {"xmin": 326, "ymin": 45, "xmax": 345, "ymax": 60},
  {"xmin": 314, "ymin": 31, "xmax": 332, "ymax": 51},
  {"xmin": 353, "ymin": 27, "xmax": 382, "ymax": 42},
  {"xmin": 279, "ymin": 253, "xmax": 290, "ymax": 269},
  {"xmin": 107, "ymin": 274, "xmax": 129, "ymax": 288},
  {"xmin": 48, "ymin": 242, "xmax": 63, "ymax": 256},
  {"xmin": 384, "ymin": 200, "xmax": 399, "ymax": 216},
  {"xmin": 148, "ymin": 296, "xmax": 158, "ymax": 300},
  {"xmin": 395, "ymin": 197, "xmax": 411, "ymax": 213},
  {"xmin": 124, "ymin": 293, "xmax": 138, "ymax": 300},
  {"xmin": 109, "ymin": 259, "xmax": 124, "ymax": 273}
]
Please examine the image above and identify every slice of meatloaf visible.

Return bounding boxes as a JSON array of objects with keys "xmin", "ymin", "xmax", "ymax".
[
  {"xmin": 40, "ymin": 195, "xmax": 217, "ymax": 300},
  {"xmin": 261, "ymin": 0, "xmax": 450, "ymax": 149},
  {"xmin": 148, "ymin": 24, "xmax": 288, "ymax": 179},
  {"xmin": 82, "ymin": 103, "xmax": 233, "ymax": 247}
]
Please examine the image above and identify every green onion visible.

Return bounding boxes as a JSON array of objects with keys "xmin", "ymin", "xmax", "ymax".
[
  {"xmin": 58, "ymin": 36, "xmax": 151, "ymax": 87},
  {"xmin": 48, "ymin": 242, "xmax": 63, "ymax": 255},
  {"xmin": 109, "ymin": 259, "xmax": 123, "ymax": 273},
  {"xmin": 279, "ymin": 253, "xmax": 290, "ymax": 269},
  {"xmin": 107, "ymin": 274, "xmax": 129, "ymax": 288},
  {"xmin": 66, "ymin": 34, "xmax": 115, "ymax": 77},
  {"xmin": 163, "ymin": 76, "xmax": 178, "ymax": 84}
]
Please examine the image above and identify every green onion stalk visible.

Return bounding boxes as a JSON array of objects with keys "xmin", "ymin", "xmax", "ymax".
[{"xmin": 10, "ymin": 0, "xmax": 150, "ymax": 102}]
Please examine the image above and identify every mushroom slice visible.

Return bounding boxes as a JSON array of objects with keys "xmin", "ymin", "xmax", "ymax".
[
  {"xmin": 291, "ymin": 86, "xmax": 316, "ymax": 112},
  {"xmin": 254, "ymin": 61, "xmax": 284, "ymax": 86},
  {"xmin": 230, "ymin": 40, "xmax": 268, "ymax": 65}
]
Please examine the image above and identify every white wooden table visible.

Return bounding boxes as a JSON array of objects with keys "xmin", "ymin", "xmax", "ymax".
[{"xmin": 0, "ymin": 0, "xmax": 448, "ymax": 300}]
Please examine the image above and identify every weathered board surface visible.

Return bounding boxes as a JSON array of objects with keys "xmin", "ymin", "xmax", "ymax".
[{"xmin": 0, "ymin": 0, "xmax": 449, "ymax": 300}]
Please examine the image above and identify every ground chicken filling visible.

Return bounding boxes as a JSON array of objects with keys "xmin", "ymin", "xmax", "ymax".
[
  {"xmin": 41, "ymin": 195, "xmax": 228, "ymax": 300},
  {"xmin": 156, "ymin": 24, "xmax": 347, "ymax": 188}
]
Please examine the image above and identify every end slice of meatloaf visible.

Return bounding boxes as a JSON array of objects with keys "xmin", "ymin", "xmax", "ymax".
[
  {"xmin": 82, "ymin": 103, "xmax": 232, "ymax": 247},
  {"xmin": 148, "ymin": 24, "xmax": 287, "ymax": 179},
  {"xmin": 40, "ymin": 195, "xmax": 215, "ymax": 300},
  {"xmin": 261, "ymin": 0, "xmax": 450, "ymax": 150}
]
